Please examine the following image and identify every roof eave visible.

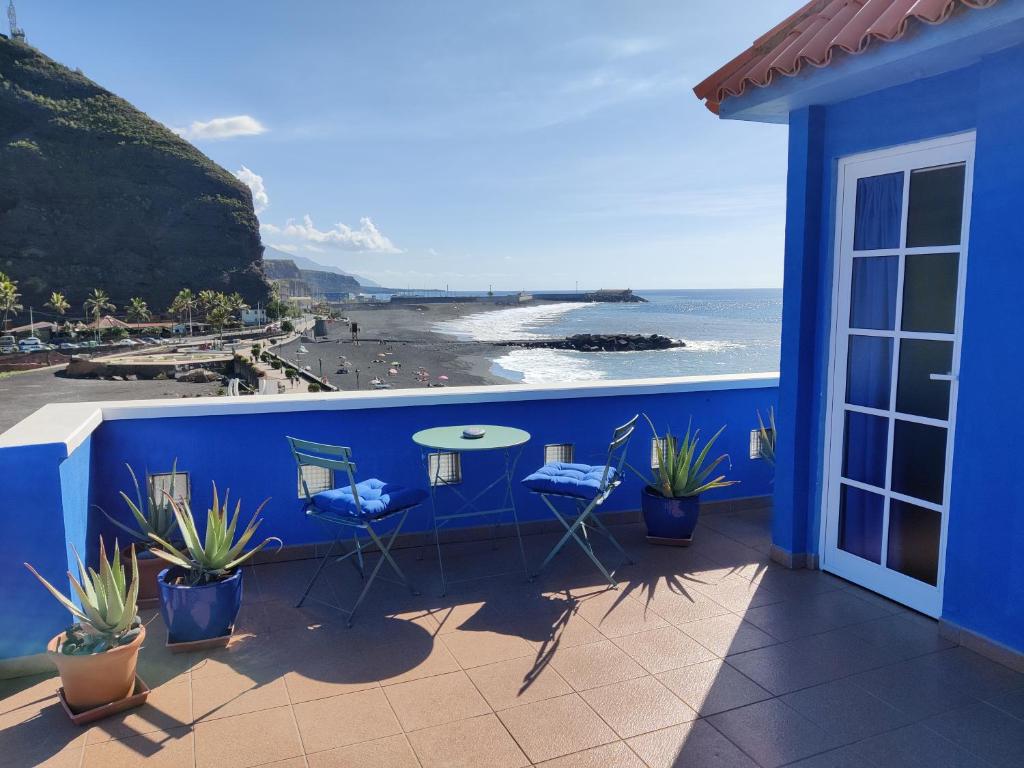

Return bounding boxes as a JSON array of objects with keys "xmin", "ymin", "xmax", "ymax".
[{"xmin": 714, "ymin": 0, "xmax": 1024, "ymax": 124}]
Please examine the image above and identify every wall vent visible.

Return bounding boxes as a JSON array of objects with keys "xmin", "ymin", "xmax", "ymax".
[
  {"xmin": 543, "ymin": 443, "xmax": 575, "ymax": 464},
  {"xmin": 427, "ymin": 451, "xmax": 462, "ymax": 486}
]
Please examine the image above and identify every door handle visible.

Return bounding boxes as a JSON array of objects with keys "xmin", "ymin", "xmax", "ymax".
[{"xmin": 929, "ymin": 372, "xmax": 956, "ymax": 382}]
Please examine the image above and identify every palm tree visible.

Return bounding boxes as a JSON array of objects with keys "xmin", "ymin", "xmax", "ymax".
[
  {"xmin": 45, "ymin": 291, "xmax": 70, "ymax": 317},
  {"xmin": 126, "ymin": 297, "xmax": 151, "ymax": 324},
  {"xmin": 226, "ymin": 291, "xmax": 248, "ymax": 321},
  {"xmin": 169, "ymin": 289, "xmax": 197, "ymax": 336},
  {"xmin": 0, "ymin": 273, "xmax": 23, "ymax": 331},
  {"xmin": 197, "ymin": 289, "xmax": 220, "ymax": 320},
  {"xmin": 83, "ymin": 288, "xmax": 115, "ymax": 341}
]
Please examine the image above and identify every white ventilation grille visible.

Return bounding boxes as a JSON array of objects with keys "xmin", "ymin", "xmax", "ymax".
[
  {"xmin": 298, "ymin": 465, "xmax": 334, "ymax": 498},
  {"xmin": 149, "ymin": 470, "xmax": 190, "ymax": 507},
  {"xmin": 543, "ymin": 443, "xmax": 575, "ymax": 464},
  {"xmin": 427, "ymin": 452, "xmax": 462, "ymax": 486},
  {"xmin": 750, "ymin": 428, "xmax": 776, "ymax": 460},
  {"xmin": 650, "ymin": 437, "xmax": 668, "ymax": 469}
]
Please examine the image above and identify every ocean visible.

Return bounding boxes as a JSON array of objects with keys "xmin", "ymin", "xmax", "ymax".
[{"xmin": 432, "ymin": 289, "xmax": 782, "ymax": 383}]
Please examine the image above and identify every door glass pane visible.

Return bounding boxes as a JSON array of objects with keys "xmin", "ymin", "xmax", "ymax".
[
  {"xmin": 903, "ymin": 252, "xmax": 959, "ymax": 333},
  {"xmin": 854, "ymin": 172, "xmax": 903, "ymax": 251},
  {"xmin": 896, "ymin": 340, "xmax": 953, "ymax": 420},
  {"xmin": 846, "ymin": 336, "xmax": 892, "ymax": 410},
  {"xmin": 891, "ymin": 420, "xmax": 947, "ymax": 504},
  {"xmin": 850, "ymin": 256, "xmax": 898, "ymax": 330},
  {"xmin": 887, "ymin": 499, "xmax": 941, "ymax": 585},
  {"xmin": 906, "ymin": 164, "xmax": 966, "ymax": 247},
  {"xmin": 839, "ymin": 484, "xmax": 884, "ymax": 564},
  {"xmin": 842, "ymin": 411, "xmax": 888, "ymax": 488}
]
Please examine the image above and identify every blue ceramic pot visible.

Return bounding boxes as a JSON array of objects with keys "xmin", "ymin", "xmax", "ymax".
[
  {"xmin": 158, "ymin": 567, "xmax": 243, "ymax": 643},
  {"xmin": 641, "ymin": 486, "xmax": 700, "ymax": 545}
]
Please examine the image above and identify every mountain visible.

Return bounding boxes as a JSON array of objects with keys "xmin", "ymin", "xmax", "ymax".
[
  {"xmin": 263, "ymin": 257, "xmax": 360, "ymax": 298},
  {"xmin": 0, "ymin": 36, "xmax": 268, "ymax": 312},
  {"xmin": 264, "ymin": 247, "xmax": 380, "ymax": 288}
]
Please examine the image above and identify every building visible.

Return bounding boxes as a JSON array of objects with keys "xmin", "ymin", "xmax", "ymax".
[
  {"xmin": 696, "ymin": 0, "xmax": 1023, "ymax": 659},
  {"xmin": 240, "ymin": 307, "xmax": 267, "ymax": 326}
]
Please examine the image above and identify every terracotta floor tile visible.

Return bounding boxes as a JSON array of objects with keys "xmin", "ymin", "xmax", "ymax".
[
  {"xmin": 677, "ymin": 612, "xmax": 779, "ymax": 657},
  {"xmin": 408, "ymin": 713, "xmax": 529, "ymax": 768},
  {"xmin": 626, "ymin": 720, "xmax": 759, "ymax": 768},
  {"xmin": 305, "ymin": 733, "xmax": 420, "ymax": 767},
  {"xmin": 613, "ymin": 625, "xmax": 716, "ymax": 674},
  {"xmin": 383, "ymin": 670, "xmax": 490, "ymax": 731},
  {"xmin": 373, "ymin": 639, "xmax": 463, "ymax": 685},
  {"xmin": 498, "ymin": 693, "xmax": 617, "ymax": 763},
  {"xmin": 192, "ymin": 672, "xmax": 290, "ymax": 722},
  {"xmin": 549, "ymin": 640, "xmax": 646, "ymax": 691},
  {"xmin": 0, "ymin": 679, "xmax": 89, "ymax": 768},
  {"xmin": 466, "ymin": 655, "xmax": 573, "ymax": 710},
  {"xmin": 442, "ymin": 628, "xmax": 535, "ymax": 668},
  {"xmin": 535, "ymin": 740, "xmax": 646, "ymax": 768},
  {"xmin": 292, "ymin": 687, "xmax": 401, "ymax": 754},
  {"xmin": 193, "ymin": 705, "xmax": 302, "ymax": 768},
  {"xmin": 82, "ymin": 727, "xmax": 194, "ymax": 768},
  {"xmin": 573, "ymin": 589, "xmax": 668, "ymax": 638},
  {"xmin": 580, "ymin": 676, "xmax": 696, "ymax": 738},
  {"xmin": 657, "ymin": 658, "xmax": 772, "ymax": 716},
  {"xmin": 85, "ymin": 679, "xmax": 192, "ymax": 743}
]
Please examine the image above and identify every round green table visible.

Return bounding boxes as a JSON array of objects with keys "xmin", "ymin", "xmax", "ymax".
[{"xmin": 412, "ymin": 425, "xmax": 531, "ymax": 594}]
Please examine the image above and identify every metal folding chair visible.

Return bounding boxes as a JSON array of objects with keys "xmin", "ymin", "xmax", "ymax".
[
  {"xmin": 287, "ymin": 436, "xmax": 426, "ymax": 626},
  {"xmin": 523, "ymin": 415, "xmax": 639, "ymax": 587}
]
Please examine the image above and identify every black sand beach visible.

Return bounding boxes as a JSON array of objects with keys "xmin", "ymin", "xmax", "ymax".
[{"xmin": 273, "ymin": 300, "xmax": 517, "ymax": 392}]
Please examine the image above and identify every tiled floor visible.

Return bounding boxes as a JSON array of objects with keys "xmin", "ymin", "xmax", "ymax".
[{"xmin": 3, "ymin": 503, "xmax": 1023, "ymax": 767}]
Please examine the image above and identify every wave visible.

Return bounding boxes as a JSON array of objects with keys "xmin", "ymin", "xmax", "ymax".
[
  {"xmin": 490, "ymin": 349, "xmax": 606, "ymax": 384},
  {"xmin": 432, "ymin": 302, "xmax": 591, "ymax": 341},
  {"xmin": 677, "ymin": 339, "xmax": 745, "ymax": 353}
]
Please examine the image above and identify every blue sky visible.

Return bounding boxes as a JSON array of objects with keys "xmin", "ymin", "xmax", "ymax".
[{"xmin": 19, "ymin": 1, "xmax": 804, "ymax": 290}]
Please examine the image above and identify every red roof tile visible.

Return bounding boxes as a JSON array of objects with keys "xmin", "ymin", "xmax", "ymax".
[{"xmin": 694, "ymin": 0, "xmax": 1000, "ymax": 114}]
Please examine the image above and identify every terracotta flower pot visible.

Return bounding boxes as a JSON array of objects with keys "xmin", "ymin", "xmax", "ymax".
[
  {"xmin": 47, "ymin": 625, "xmax": 146, "ymax": 713},
  {"xmin": 121, "ymin": 545, "xmax": 164, "ymax": 604}
]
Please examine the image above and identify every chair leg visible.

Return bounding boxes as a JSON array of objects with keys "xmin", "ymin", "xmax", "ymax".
[
  {"xmin": 366, "ymin": 510, "xmax": 419, "ymax": 597},
  {"xmin": 297, "ymin": 535, "xmax": 342, "ymax": 609},
  {"xmin": 534, "ymin": 495, "xmax": 618, "ymax": 588},
  {"xmin": 588, "ymin": 512, "xmax": 635, "ymax": 565}
]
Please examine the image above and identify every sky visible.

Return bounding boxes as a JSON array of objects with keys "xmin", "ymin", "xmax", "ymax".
[{"xmin": 15, "ymin": 1, "xmax": 805, "ymax": 291}]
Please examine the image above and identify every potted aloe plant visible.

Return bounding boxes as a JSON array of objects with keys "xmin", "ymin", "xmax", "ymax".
[
  {"xmin": 149, "ymin": 483, "xmax": 279, "ymax": 646},
  {"xmin": 636, "ymin": 416, "xmax": 737, "ymax": 545},
  {"xmin": 24, "ymin": 539, "xmax": 145, "ymax": 715},
  {"xmin": 98, "ymin": 462, "xmax": 181, "ymax": 606},
  {"xmin": 757, "ymin": 407, "xmax": 776, "ymax": 466}
]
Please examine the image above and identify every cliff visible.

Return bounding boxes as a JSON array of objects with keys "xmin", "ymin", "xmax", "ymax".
[
  {"xmin": 264, "ymin": 257, "xmax": 360, "ymax": 298},
  {"xmin": 0, "ymin": 37, "xmax": 268, "ymax": 312}
]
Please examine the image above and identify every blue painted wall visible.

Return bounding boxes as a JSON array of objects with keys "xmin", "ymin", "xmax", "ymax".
[
  {"xmin": 0, "ymin": 437, "xmax": 93, "ymax": 660},
  {"xmin": 774, "ymin": 46, "xmax": 1024, "ymax": 651},
  {"xmin": 90, "ymin": 387, "xmax": 777, "ymax": 553}
]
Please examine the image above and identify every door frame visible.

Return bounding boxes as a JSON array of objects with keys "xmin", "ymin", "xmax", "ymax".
[{"xmin": 818, "ymin": 131, "xmax": 975, "ymax": 617}]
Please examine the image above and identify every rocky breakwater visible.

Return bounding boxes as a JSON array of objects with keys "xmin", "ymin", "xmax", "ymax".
[{"xmin": 500, "ymin": 333, "xmax": 684, "ymax": 352}]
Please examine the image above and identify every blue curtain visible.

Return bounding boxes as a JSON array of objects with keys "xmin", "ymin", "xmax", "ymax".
[
  {"xmin": 846, "ymin": 335, "xmax": 892, "ymax": 410},
  {"xmin": 850, "ymin": 255, "xmax": 898, "ymax": 330},
  {"xmin": 839, "ymin": 485, "xmax": 883, "ymax": 564},
  {"xmin": 854, "ymin": 172, "xmax": 903, "ymax": 251}
]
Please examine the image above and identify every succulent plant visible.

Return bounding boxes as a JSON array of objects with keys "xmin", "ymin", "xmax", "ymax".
[
  {"xmin": 25, "ymin": 538, "xmax": 141, "ymax": 655},
  {"xmin": 98, "ymin": 461, "xmax": 181, "ymax": 545},
  {"xmin": 757, "ymin": 407, "xmax": 776, "ymax": 466},
  {"xmin": 148, "ymin": 483, "xmax": 281, "ymax": 585},
  {"xmin": 637, "ymin": 415, "xmax": 738, "ymax": 499}
]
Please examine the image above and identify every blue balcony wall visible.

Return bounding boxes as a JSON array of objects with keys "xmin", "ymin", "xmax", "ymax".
[
  {"xmin": 776, "ymin": 46, "xmax": 1024, "ymax": 652},
  {"xmin": 0, "ymin": 436, "xmax": 93, "ymax": 661},
  {"xmin": 90, "ymin": 385, "xmax": 777, "ymax": 551}
]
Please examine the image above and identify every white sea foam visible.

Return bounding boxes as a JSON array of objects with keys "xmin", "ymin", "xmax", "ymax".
[
  {"xmin": 677, "ymin": 339, "xmax": 744, "ymax": 353},
  {"xmin": 490, "ymin": 349, "xmax": 606, "ymax": 384},
  {"xmin": 433, "ymin": 302, "xmax": 590, "ymax": 341}
]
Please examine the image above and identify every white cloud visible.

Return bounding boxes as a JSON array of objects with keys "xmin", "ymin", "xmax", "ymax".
[
  {"xmin": 233, "ymin": 166, "xmax": 268, "ymax": 213},
  {"xmin": 175, "ymin": 115, "xmax": 267, "ymax": 140},
  {"xmin": 266, "ymin": 242, "xmax": 298, "ymax": 254},
  {"xmin": 261, "ymin": 215, "xmax": 400, "ymax": 253}
]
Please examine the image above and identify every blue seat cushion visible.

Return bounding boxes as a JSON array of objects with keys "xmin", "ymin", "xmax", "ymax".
[
  {"xmin": 521, "ymin": 462, "xmax": 615, "ymax": 500},
  {"xmin": 310, "ymin": 479, "xmax": 427, "ymax": 519}
]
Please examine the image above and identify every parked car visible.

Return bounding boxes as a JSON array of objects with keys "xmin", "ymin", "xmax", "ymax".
[
  {"xmin": 58, "ymin": 342, "xmax": 80, "ymax": 351},
  {"xmin": 18, "ymin": 337, "xmax": 47, "ymax": 353},
  {"xmin": 0, "ymin": 335, "xmax": 16, "ymax": 354}
]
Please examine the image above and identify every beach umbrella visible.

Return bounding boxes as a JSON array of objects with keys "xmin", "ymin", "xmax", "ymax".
[
  {"xmin": 438, "ymin": 375, "xmax": 449, "ymax": 382},
  {"xmin": 388, "ymin": 367, "xmax": 398, "ymax": 375}
]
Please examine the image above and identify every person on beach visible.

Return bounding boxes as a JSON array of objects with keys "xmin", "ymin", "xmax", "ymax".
[{"xmin": 350, "ymin": 321, "xmax": 360, "ymax": 345}]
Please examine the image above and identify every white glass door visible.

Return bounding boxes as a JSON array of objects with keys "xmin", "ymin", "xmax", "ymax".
[{"xmin": 822, "ymin": 133, "xmax": 974, "ymax": 617}]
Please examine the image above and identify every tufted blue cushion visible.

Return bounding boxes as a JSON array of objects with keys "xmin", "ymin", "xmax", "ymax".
[
  {"xmin": 521, "ymin": 462, "xmax": 615, "ymax": 500},
  {"xmin": 310, "ymin": 479, "xmax": 427, "ymax": 519}
]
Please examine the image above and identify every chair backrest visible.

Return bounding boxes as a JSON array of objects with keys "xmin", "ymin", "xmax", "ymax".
[
  {"xmin": 599, "ymin": 414, "xmax": 639, "ymax": 491},
  {"xmin": 286, "ymin": 436, "xmax": 361, "ymax": 510}
]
